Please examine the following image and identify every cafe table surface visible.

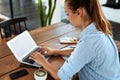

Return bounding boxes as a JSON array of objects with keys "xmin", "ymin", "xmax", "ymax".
[{"xmin": 0, "ymin": 22, "xmax": 82, "ymax": 80}]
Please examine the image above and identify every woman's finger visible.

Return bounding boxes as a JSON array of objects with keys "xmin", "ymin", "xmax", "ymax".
[
  {"xmin": 44, "ymin": 50, "xmax": 48, "ymax": 54},
  {"xmin": 29, "ymin": 52, "xmax": 37, "ymax": 59},
  {"xmin": 29, "ymin": 56, "xmax": 34, "ymax": 60}
]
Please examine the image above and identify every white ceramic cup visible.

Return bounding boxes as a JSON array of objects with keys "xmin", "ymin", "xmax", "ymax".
[{"xmin": 34, "ymin": 69, "xmax": 47, "ymax": 80}]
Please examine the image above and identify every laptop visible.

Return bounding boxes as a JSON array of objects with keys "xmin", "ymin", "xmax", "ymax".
[{"xmin": 7, "ymin": 30, "xmax": 49, "ymax": 67}]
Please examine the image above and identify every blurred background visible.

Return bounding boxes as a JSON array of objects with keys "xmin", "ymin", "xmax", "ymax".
[{"xmin": 0, "ymin": 0, "xmax": 120, "ymax": 36}]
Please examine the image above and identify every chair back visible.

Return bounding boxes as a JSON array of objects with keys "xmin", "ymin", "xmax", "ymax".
[{"xmin": 0, "ymin": 17, "xmax": 28, "ymax": 39}]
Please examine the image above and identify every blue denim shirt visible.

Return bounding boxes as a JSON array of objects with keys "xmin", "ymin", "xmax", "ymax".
[{"xmin": 58, "ymin": 22, "xmax": 120, "ymax": 80}]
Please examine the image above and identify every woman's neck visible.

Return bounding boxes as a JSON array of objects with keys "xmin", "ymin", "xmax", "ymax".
[{"xmin": 81, "ymin": 19, "xmax": 92, "ymax": 30}]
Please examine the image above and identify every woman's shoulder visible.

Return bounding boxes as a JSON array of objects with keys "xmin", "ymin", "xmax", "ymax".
[
  {"xmin": 79, "ymin": 32, "xmax": 108, "ymax": 48},
  {"xmin": 82, "ymin": 32, "xmax": 105, "ymax": 41}
]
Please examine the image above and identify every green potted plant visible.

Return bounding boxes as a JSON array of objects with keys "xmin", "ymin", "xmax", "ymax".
[{"xmin": 38, "ymin": 0, "xmax": 57, "ymax": 27}]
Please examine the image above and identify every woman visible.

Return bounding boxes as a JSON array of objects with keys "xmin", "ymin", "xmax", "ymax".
[{"xmin": 30, "ymin": 0, "xmax": 120, "ymax": 80}]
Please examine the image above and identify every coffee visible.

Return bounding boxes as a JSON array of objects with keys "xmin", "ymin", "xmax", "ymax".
[
  {"xmin": 35, "ymin": 70, "xmax": 46, "ymax": 77},
  {"xmin": 34, "ymin": 69, "xmax": 47, "ymax": 80}
]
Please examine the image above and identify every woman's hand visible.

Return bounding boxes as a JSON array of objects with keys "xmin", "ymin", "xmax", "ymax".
[
  {"xmin": 29, "ymin": 51, "xmax": 46, "ymax": 65},
  {"xmin": 39, "ymin": 47, "xmax": 55, "ymax": 56},
  {"xmin": 30, "ymin": 51, "xmax": 60, "ymax": 80},
  {"xmin": 29, "ymin": 47, "xmax": 55, "ymax": 65}
]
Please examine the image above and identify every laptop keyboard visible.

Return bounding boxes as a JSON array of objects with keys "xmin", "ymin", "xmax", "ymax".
[
  {"xmin": 22, "ymin": 48, "xmax": 50, "ymax": 64},
  {"xmin": 23, "ymin": 56, "xmax": 35, "ymax": 64},
  {"xmin": 22, "ymin": 48, "xmax": 40, "ymax": 64}
]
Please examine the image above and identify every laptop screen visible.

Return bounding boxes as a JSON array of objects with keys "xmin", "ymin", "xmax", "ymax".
[{"xmin": 7, "ymin": 31, "xmax": 38, "ymax": 61}]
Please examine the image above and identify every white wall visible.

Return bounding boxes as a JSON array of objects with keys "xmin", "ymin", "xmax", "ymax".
[{"xmin": 51, "ymin": 0, "xmax": 61, "ymax": 24}]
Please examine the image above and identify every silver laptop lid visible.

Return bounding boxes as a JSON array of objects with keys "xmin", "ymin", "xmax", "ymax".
[{"xmin": 7, "ymin": 30, "xmax": 38, "ymax": 61}]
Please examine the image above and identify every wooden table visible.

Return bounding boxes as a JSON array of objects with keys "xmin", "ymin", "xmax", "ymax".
[{"xmin": 0, "ymin": 22, "xmax": 82, "ymax": 80}]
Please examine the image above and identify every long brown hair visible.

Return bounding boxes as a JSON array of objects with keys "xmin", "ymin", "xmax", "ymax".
[{"xmin": 65, "ymin": 0, "xmax": 112, "ymax": 35}]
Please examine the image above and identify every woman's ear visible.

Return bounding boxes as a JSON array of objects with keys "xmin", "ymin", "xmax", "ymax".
[{"xmin": 77, "ymin": 8, "xmax": 83, "ymax": 17}]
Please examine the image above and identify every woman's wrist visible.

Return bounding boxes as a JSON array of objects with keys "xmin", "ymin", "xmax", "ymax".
[
  {"xmin": 52, "ymin": 49, "xmax": 60, "ymax": 55},
  {"xmin": 42, "ymin": 61, "xmax": 59, "ymax": 80}
]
